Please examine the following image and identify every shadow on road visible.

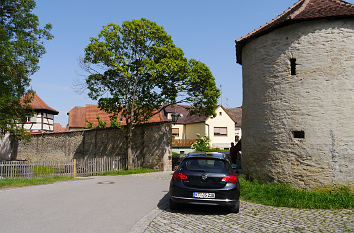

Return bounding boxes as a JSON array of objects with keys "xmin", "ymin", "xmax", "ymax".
[{"xmin": 157, "ymin": 192, "xmax": 230, "ymax": 216}]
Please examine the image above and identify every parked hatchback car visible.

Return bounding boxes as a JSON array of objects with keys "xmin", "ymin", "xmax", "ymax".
[{"xmin": 169, "ymin": 152, "xmax": 240, "ymax": 213}]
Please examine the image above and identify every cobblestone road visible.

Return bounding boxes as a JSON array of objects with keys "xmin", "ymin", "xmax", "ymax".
[
  {"xmin": 145, "ymin": 201, "xmax": 353, "ymax": 233},
  {"xmin": 138, "ymin": 172, "xmax": 354, "ymax": 233}
]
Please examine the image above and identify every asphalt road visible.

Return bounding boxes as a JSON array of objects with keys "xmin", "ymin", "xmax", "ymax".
[{"xmin": 0, "ymin": 172, "xmax": 172, "ymax": 233}]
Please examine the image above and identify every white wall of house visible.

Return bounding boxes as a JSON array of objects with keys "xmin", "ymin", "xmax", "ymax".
[
  {"xmin": 23, "ymin": 112, "xmax": 55, "ymax": 132},
  {"xmin": 235, "ymin": 127, "xmax": 242, "ymax": 141},
  {"xmin": 185, "ymin": 123, "xmax": 206, "ymax": 139},
  {"xmin": 171, "ymin": 124, "xmax": 185, "ymax": 139},
  {"xmin": 205, "ymin": 106, "xmax": 236, "ymax": 149}
]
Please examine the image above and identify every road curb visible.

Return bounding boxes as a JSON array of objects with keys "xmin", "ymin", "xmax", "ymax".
[{"xmin": 129, "ymin": 201, "xmax": 169, "ymax": 233}]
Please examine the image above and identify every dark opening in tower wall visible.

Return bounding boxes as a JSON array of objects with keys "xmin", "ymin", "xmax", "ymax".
[
  {"xmin": 290, "ymin": 58, "xmax": 296, "ymax": 75},
  {"xmin": 292, "ymin": 130, "xmax": 304, "ymax": 139}
]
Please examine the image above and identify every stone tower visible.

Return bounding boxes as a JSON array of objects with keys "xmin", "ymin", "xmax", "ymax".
[{"xmin": 236, "ymin": 0, "xmax": 354, "ymax": 188}]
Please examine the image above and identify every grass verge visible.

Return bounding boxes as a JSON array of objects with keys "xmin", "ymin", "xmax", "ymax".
[
  {"xmin": 239, "ymin": 175, "xmax": 353, "ymax": 209},
  {"xmin": 0, "ymin": 176, "xmax": 74, "ymax": 189},
  {"xmin": 96, "ymin": 168, "xmax": 158, "ymax": 176}
]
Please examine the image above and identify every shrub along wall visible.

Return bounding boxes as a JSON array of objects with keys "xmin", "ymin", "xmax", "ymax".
[{"xmin": 13, "ymin": 122, "xmax": 172, "ymax": 171}]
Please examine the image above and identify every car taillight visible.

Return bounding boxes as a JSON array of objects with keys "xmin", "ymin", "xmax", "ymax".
[
  {"xmin": 173, "ymin": 171, "xmax": 188, "ymax": 181},
  {"xmin": 221, "ymin": 174, "xmax": 238, "ymax": 183}
]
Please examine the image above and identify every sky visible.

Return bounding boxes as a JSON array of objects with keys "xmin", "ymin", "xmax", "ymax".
[{"xmin": 31, "ymin": 0, "xmax": 354, "ymax": 126}]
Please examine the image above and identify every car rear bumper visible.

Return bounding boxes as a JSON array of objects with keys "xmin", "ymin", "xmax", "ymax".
[
  {"xmin": 171, "ymin": 195, "xmax": 237, "ymax": 207},
  {"xmin": 170, "ymin": 181, "xmax": 240, "ymax": 207}
]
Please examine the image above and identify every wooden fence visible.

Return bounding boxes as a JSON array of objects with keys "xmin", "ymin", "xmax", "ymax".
[
  {"xmin": 0, "ymin": 157, "xmax": 134, "ymax": 178},
  {"xmin": 172, "ymin": 139, "xmax": 197, "ymax": 147}
]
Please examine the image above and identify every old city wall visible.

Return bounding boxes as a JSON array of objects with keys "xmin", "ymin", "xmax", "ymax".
[
  {"xmin": 15, "ymin": 122, "xmax": 172, "ymax": 171},
  {"xmin": 242, "ymin": 19, "xmax": 354, "ymax": 188}
]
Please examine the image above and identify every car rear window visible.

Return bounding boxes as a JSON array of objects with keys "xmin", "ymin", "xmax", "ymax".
[{"xmin": 181, "ymin": 158, "xmax": 228, "ymax": 173}]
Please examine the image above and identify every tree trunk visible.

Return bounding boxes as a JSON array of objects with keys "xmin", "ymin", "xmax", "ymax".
[{"xmin": 126, "ymin": 123, "xmax": 133, "ymax": 170}]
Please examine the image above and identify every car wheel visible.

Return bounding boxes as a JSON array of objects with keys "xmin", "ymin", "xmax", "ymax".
[
  {"xmin": 229, "ymin": 199, "xmax": 240, "ymax": 213},
  {"xmin": 169, "ymin": 198, "xmax": 178, "ymax": 210}
]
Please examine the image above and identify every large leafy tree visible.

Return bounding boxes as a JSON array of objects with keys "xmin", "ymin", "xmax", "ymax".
[
  {"xmin": 0, "ymin": 0, "xmax": 53, "ymax": 138},
  {"xmin": 83, "ymin": 19, "xmax": 220, "ymax": 169}
]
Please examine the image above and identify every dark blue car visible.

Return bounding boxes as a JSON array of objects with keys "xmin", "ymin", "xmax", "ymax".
[{"xmin": 169, "ymin": 152, "xmax": 240, "ymax": 213}]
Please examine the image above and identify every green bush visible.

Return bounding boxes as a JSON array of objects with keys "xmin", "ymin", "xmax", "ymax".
[{"xmin": 191, "ymin": 134, "xmax": 211, "ymax": 152}]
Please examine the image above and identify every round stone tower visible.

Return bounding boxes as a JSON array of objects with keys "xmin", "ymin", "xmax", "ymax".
[{"xmin": 236, "ymin": 0, "xmax": 354, "ymax": 188}]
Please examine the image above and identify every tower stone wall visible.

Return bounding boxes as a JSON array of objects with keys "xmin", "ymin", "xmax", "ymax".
[{"xmin": 242, "ymin": 18, "xmax": 354, "ymax": 188}]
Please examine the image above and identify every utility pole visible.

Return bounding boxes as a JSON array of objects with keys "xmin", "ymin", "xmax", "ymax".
[{"xmin": 219, "ymin": 84, "xmax": 223, "ymax": 106}]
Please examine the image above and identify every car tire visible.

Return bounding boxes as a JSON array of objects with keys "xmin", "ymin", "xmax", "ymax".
[
  {"xmin": 169, "ymin": 198, "xmax": 178, "ymax": 210},
  {"xmin": 229, "ymin": 199, "xmax": 240, "ymax": 213}
]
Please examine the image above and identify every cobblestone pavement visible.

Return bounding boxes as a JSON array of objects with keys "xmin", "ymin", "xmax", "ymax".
[{"xmin": 139, "ymin": 172, "xmax": 354, "ymax": 233}]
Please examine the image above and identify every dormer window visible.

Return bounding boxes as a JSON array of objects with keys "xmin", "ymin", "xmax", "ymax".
[{"xmin": 219, "ymin": 112, "xmax": 222, "ymax": 116}]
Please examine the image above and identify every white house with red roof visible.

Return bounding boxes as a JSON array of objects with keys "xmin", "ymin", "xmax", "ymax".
[
  {"xmin": 164, "ymin": 105, "xmax": 238, "ymax": 153},
  {"xmin": 20, "ymin": 92, "xmax": 59, "ymax": 133}
]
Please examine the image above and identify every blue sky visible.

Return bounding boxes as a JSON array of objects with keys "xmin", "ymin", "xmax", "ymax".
[{"xmin": 31, "ymin": 0, "xmax": 354, "ymax": 126}]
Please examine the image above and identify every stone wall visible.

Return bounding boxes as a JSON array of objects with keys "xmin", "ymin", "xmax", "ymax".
[
  {"xmin": 15, "ymin": 122, "xmax": 172, "ymax": 171},
  {"xmin": 0, "ymin": 133, "xmax": 17, "ymax": 161},
  {"xmin": 241, "ymin": 19, "xmax": 354, "ymax": 188}
]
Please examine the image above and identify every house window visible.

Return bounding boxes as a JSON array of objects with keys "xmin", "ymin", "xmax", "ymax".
[
  {"xmin": 219, "ymin": 112, "xmax": 222, "ymax": 116},
  {"xmin": 172, "ymin": 128, "xmax": 179, "ymax": 137},
  {"xmin": 290, "ymin": 58, "xmax": 296, "ymax": 75},
  {"xmin": 26, "ymin": 116, "xmax": 37, "ymax": 123},
  {"xmin": 214, "ymin": 127, "xmax": 227, "ymax": 136}
]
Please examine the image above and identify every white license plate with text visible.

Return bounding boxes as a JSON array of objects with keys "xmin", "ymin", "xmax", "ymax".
[{"xmin": 193, "ymin": 192, "xmax": 215, "ymax": 199}]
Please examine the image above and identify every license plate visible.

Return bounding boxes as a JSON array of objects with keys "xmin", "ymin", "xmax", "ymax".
[{"xmin": 193, "ymin": 192, "xmax": 215, "ymax": 199}]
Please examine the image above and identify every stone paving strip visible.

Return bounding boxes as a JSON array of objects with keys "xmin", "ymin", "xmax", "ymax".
[
  {"xmin": 135, "ymin": 172, "xmax": 354, "ymax": 233},
  {"xmin": 144, "ymin": 202, "xmax": 353, "ymax": 233}
]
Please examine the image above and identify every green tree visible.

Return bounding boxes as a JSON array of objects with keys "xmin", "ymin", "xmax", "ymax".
[
  {"xmin": 83, "ymin": 19, "xmax": 220, "ymax": 169},
  {"xmin": 0, "ymin": 0, "xmax": 53, "ymax": 138}
]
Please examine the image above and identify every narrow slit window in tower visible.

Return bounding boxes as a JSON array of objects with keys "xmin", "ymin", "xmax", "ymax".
[
  {"xmin": 290, "ymin": 58, "xmax": 296, "ymax": 75},
  {"xmin": 292, "ymin": 130, "xmax": 304, "ymax": 139}
]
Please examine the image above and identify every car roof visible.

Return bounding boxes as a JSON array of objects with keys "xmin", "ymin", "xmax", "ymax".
[{"xmin": 185, "ymin": 152, "xmax": 226, "ymax": 160}]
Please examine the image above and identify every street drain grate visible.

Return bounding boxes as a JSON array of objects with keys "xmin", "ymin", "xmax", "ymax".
[{"xmin": 97, "ymin": 181, "xmax": 115, "ymax": 184}]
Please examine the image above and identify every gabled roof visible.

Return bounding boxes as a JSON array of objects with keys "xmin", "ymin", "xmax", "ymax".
[
  {"xmin": 67, "ymin": 106, "xmax": 87, "ymax": 128},
  {"xmin": 67, "ymin": 104, "xmax": 164, "ymax": 128},
  {"xmin": 21, "ymin": 92, "xmax": 59, "ymax": 115},
  {"xmin": 236, "ymin": 0, "xmax": 354, "ymax": 64},
  {"xmin": 163, "ymin": 105, "xmax": 208, "ymax": 124},
  {"xmin": 164, "ymin": 105, "xmax": 236, "ymax": 125},
  {"xmin": 227, "ymin": 107, "xmax": 242, "ymax": 127},
  {"xmin": 53, "ymin": 123, "xmax": 68, "ymax": 132}
]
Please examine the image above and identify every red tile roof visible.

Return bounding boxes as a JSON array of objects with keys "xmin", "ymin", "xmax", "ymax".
[
  {"xmin": 236, "ymin": 0, "xmax": 354, "ymax": 64},
  {"xmin": 53, "ymin": 123, "xmax": 68, "ymax": 132},
  {"xmin": 67, "ymin": 106, "xmax": 87, "ymax": 128},
  {"xmin": 21, "ymin": 92, "xmax": 59, "ymax": 114},
  {"xmin": 67, "ymin": 104, "xmax": 165, "ymax": 129}
]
